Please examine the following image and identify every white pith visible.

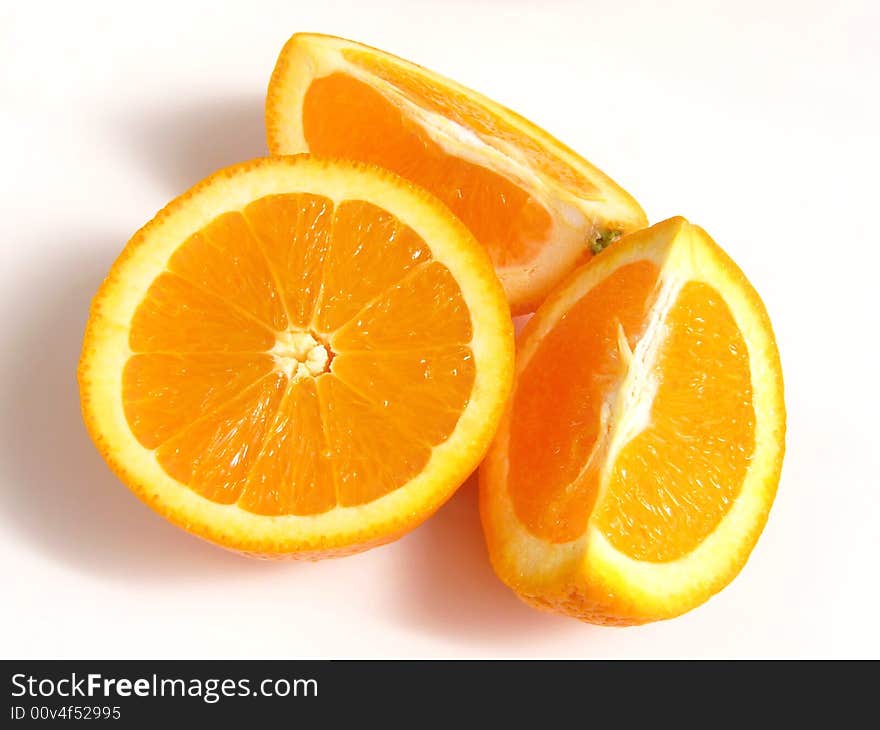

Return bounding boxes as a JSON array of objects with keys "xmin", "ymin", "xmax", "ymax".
[
  {"xmin": 592, "ymin": 272, "xmax": 684, "ymax": 512},
  {"xmin": 270, "ymin": 330, "xmax": 331, "ymax": 380},
  {"xmin": 544, "ymin": 274, "xmax": 683, "ymax": 521}
]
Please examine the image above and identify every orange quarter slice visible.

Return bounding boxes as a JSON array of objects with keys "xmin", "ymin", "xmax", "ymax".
[
  {"xmin": 266, "ymin": 33, "xmax": 647, "ymax": 314},
  {"xmin": 79, "ymin": 156, "xmax": 513, "ymax": 558},
  {"xmin": 480, "ymin": 217, "xmax": 785, "ymax": 623}
]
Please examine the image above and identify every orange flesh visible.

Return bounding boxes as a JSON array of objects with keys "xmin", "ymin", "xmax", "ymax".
[
  {"xmin": 508, "ymin": 266, "xmax": 755, "ymax": 561},
  {"xmin": 342, "ymin": 50, "xmax": 600, "ymax": 193},
  {"xmin": 123, "ymin": 194, "xmax": 475, "ymax": 516},
  {"xmin": 302, "ymin": 72, "xmax": 553, "ymax": 268},
  {"xmin": 597, "ymin": 281, "xmax": 755, "ymax": 561},
  {"xmin": 508, "ymin": 261, "xmax": 660, "ymax": 543}
]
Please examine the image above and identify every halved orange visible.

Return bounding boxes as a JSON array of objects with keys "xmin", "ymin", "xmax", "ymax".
[
  {"xmin": 265, "ymin": 33, "xmax": 647, "ymax": 314},
  {"xmin": 79, "ymin": 156, "xmax": 514, "ymax": 558},
  {"xmin": 480, "ymin": 217, "xmax": 785, "ymax": 624}
]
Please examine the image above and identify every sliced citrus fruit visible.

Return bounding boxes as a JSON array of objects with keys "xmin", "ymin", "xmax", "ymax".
[
  {"xmin": 265, "ymin": 33, "xmax": 647, "ymax": 315},
  {"xmin": 79, "ymin": 156, "xmax": 513, "ymax": 558},
  {"xmin": 480, "ymin": 217, "xmax": 785, "ymax": 624}
]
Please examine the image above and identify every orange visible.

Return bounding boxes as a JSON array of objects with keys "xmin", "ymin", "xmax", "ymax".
[
  {"xmin": 265, "ymin": 33, "xmax": 647, "ymax": 314},
  {"xmin": 79, "ymin": 156, "xmax": 514, "ymax": 558},
  {"xmin": 480, "ymin": 217, "xmax": 785, "ymax": 624}
]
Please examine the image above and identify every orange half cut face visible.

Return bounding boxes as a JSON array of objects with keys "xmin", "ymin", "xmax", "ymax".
[{"xmin": 80, "ymin": 156, "xmax": 514, "ymax": 558}]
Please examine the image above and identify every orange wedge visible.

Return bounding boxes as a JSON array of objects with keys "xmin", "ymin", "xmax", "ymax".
[
  {"xmin": 265, "ymin": 33, "xmax": 647, "ymax": 314},
  {"xmin": 480, "ymin": 218, "xmax": 785, "ymax": 624},
  {"xmin": 79, "ymin": 156, "xmax": 513, "ymax": 558}
]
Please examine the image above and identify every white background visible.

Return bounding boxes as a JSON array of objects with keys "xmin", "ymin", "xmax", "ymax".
[{"xmin": 1, "ymin": 0, "xmax": 877, "ymax": 659}]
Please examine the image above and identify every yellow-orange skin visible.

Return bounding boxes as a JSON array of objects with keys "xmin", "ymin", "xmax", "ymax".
[
  {"xmin": 480, "ymin": 218, "xmax": 785, "ymax": 624},
  {"xmin": 79, "ymin": 156, "xmax": 514, "ymax": 560}
]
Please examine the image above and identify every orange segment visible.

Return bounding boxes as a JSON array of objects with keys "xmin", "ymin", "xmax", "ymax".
[
  {"xmin": 315, "ymin": 199, "xmax": 432, "ymax": 333},
  {"xmin": 168, "ymin": 212, "xmax": 288, "ymax": 331},
  {"xmin": 331, "ymin": 346, "xmax": 475, "ymax": 445},
  {"xmin": 123, "ymin": 353, "xmax": 274, "ymax": 449},
  {"xmin": 156, "ymin": 373, "xmax": 287, "ymax": 505},
  {"xmin": 332, "ymin": 261, "xmax": 472, "ymax": 351},
  {"xmin": 508, "ymin": 260, "xmax": 660, "ymax": 543},
  {"xmin": 238, "ymin": 378, "xmax": 336, "ymax": 516},
  {"xmin": 597, "ymin": 281, "xmax": 755, "ymax": 562},
  {"xmin": 243, "ymin": 193, "xmax": 333, "ymax": 328},
  {"xmin": 266, "ymin": 33, "xmax": 647, "ymax": 313},
  {"xmin": 480, "ymin": 217, "xmax": 785, "ymax": 624},
  {"xmin": 317, "ymin": 375, "xmax": 432, "ymax": 507},
  {"xmin": 79, "ymin": 156, "xmax": 514, "ymax": 558},
  {"xmin": 129, "ymin": 272, "xmax": 274, "ymax": 353}
]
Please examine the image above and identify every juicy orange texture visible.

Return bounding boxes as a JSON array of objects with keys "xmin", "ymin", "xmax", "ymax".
[
  {"xmin": 122, "ymin": 194, "xmax": 475, "ymax": 516},
  {"xmin": 303, "ymin": 72, "xmax": 552, "ymax": 268},
  {"xmin": 508, "ymin": 260, "xmax": 660, "ymax": 543},
  {"xmin": 597, "ymin": 281, "xmax": 755, "ymax": 562},
  {"xmin": 508, "ymin": 268, "xmax": 755, "ymax": 560}
]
